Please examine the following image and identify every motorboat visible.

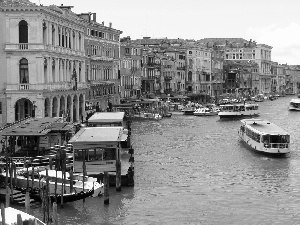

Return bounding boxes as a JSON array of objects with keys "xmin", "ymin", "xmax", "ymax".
[
  {"xmin": 238, "ymin": 119, "xmax": 290, "ymax": 154},
  {"xmin": 194, "ymin": 107, "xmax": 218, "ymax": 116},
  {"xmin": 4, "ymin": 167, "xmax": 104, "ymax": 200},
  {"xmin": 289, "ymin": 99, "xmax": 300, "ymax": 111},
  {"xmin": 218, "ymin": 103, "xmax": 259, "ymax": 119}
]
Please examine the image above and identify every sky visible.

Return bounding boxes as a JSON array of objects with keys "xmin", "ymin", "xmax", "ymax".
[{"xmin": 30, "ymin": 0, "xmax": 300, "ymax": 65}]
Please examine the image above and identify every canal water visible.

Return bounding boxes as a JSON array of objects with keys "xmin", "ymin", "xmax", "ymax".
[{"xmin": 26, "ymin": 96, "xmax": 300, "ymax": 224}]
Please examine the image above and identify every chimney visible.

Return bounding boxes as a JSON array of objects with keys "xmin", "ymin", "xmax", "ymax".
[
  {"xmin": 109, "ymin": 22, "xmax": 112, "ymax": 28},
  {"xmin": 93, "ymin": 13, "xmax": 96, "ymax": 22},
  {"xmin": 102, "ymin": 21, "xmax": 104, "ymax": 25}
]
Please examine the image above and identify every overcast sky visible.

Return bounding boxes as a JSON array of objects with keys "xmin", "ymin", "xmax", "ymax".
[{"xmin": 31, "ymin": 0, "xmax": 300, "ymax": 65}]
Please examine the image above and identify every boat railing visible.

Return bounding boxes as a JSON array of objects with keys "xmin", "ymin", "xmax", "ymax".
[{"xmin": 264, "ymin": 143, "xmax": 289, "ymax": 149}]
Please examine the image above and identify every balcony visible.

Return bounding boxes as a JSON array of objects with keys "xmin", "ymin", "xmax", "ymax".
[
  {"xmin": 147, "ymin": 62, "xmax": 160, "ymax": 67},
  {"xmin": 164, "ymin": 76, "xmax": 172, "ymax": 81},
  {"xmin": 177, "ymin": 66, "xmax": 186, "ymax": 70},
  {"xmin": 5, "ymin": 43, "xmax": 84, "ymax": 56},
  {"xmin": 6, "ymin": 82, "xmax": 88, "ymax": 91}
]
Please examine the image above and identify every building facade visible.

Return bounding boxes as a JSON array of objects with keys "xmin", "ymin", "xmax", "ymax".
[{"xmin": 0, "ymin": 2, "xmax": 87, "ymax": 127}]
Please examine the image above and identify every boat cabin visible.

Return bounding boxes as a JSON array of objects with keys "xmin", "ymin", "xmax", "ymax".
[
  {"xmin": 68, "ymin": 127, "xmax": 124, "ymax": 174},
  {"xmin": 241, "ymin": 119, "xmax": 290, "ymax": 149}
]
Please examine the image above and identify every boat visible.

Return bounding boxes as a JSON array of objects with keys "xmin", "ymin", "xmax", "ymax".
[
  {"xmin": 29, "ymin": 186, "xmax": 95, "ymax": 204},
  {"xmin": 163, "ymin": 112, "xmax": 172, "ymax": 117},
  {"xmin": 194, "ymin": 107, "xmax": 218, "ymax": 116},
  {"xmin": 3, "ymin": 168, "xmax": 104, "ymax": 199},
  {"xmin": 238, "ymin": 119, "xmax": 290, "ymax": 154},
  {"xmin": 288, "ymin": 99, "xmax": 300, "ymax": 111},
  {"xmin": 218, "ymin": 103, "xmax": 259, "ymax": 119},
  {"xmin": 0, "ymin": 207, "xmax": 46, "ymax": 225},
  {"xmin": 181, "ymin": 107, "xmax": 195, "ymax": 115}
]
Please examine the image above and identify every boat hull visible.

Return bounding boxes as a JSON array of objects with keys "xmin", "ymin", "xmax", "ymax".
[{"xmin": 219, "ymin": 113, "xmax": 259, "ymax": 119}]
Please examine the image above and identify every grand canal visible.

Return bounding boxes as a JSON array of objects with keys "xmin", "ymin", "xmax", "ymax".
[{"xmin": 28, "ymin": 95, "xmax": 300, "ymax": 224}]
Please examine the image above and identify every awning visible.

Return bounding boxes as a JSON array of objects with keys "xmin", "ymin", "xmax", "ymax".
[
  {"xmin": 88, "ymin": 112, "xmax": 125, "ymax": 124},
  {"xmin": 0, "ymin": 117, "xmax": 71, "ymax": 136},
  {"xmin": 69, "ymin": 127, "xmax": 123, "ymax": 150}
]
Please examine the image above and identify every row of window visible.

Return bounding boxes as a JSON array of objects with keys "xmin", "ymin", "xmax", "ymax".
[{"xmin": 87, "ymin": 29, "xmax": 119, "ymax": 41}]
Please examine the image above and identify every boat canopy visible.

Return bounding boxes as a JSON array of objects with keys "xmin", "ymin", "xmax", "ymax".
[
  {"xmin": 68, "ymin": 127, "xmax": 123, "ymax": 150},
  {"xmin": 241, "ymin": 119, "xmax": 289, "ymax": 135},
  {"xmin": 290, "ymin": 99, "xmax": 300, "ymax": 103},
  {"xmin": 88, "ymin": 112, "xmax": 125, "ymax": 125}
]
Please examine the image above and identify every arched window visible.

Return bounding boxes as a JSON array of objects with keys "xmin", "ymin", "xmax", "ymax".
[
  {"xmin": 19, "ymin": 20, "xmax": 28, "ymax": 43},
  {"xmin": 20, "ymin": 58, "xmax": 29, "ymax": 83},
  {"xmin": 188, "ymin": 71, "xmax": 192, "ymax": 82}
]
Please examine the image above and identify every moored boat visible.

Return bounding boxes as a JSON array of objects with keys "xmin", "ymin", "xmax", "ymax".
[
  {"xmin": 194, "ymin": 107, "xmax": 218, "ymax": 116},
  {"xmin": 3, "ymin": 167, "xmax": 104, "ymax": 199},
  {"xmin": 288, "ymin": 99, "xmax": 300, "ymax": 111},
  {"xmin": 218, "ymin": 103, "xmax": 259, "ymax": 119},
  {"xmin": 238, "ymin": 119, "xmax": 290, "ymax": 154}
]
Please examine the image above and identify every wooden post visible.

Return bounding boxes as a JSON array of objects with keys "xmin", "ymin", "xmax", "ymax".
[
  {"xmin": 61, "ymin": 166, "xmax": 64, "ymax": 208},
  {"xmin": 17, "ymin": 214, "xmax": 22, "ymax": 225},
  {"xmin": 69, "ymin": 169, "xmax": 73, "ymax": 193},
  {"xmin": 5, "ymin": 186, "xmax": 10, "ymax": 207},
  {"xmin": 54, "ymin": 169, "xmax": 57, "ymax": 203},
  {"xmin": 31, "ymin": 167, "xmax": 34, "ymax": 191},
  {"xmin": 82, "ymin": 150, "xmax": 86, "ymax": 203},
  {"xmin": 1, "ymin": 203, "xmax": 5, "ymax": 225},
  {"xmin": 9, "ymin": 162, "xmax": 13, "ymax": 202},
  {"xmin": 13, "ymin": 162, "xmax": 17, "ymax": 187},
  {"xmin": 26, "ymin": 162, "xmax": 29, "ymax": 191},
  {"xmin": 104, "ymin": 171, "xmax": 109, "ymax": 205},
  {"xmin": 52, "ymin": 202, "xmax": 58, "ymax": 225},
  {"xmin": 25, "ymin": 191, "xmax": 30, "ymax": 213},
  {"xmin": 49, "ymin": 157, "xmax": 53, "ymax": 170},
  {"xmin": 116, "ymin": 159, "xmax": 121, "ymax": 192}
]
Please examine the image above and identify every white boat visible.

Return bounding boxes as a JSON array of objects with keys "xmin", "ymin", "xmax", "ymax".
[
  {"xmin": 218, "ymin": 103, "xmax": 259, "ymax": 119},
  {"xmin": 12, "ymin": 168, "xmax": 104, "ymax": 197},
  {"xmin": 288, "ymin": 99, "xmax": 300, "ymax": 111},
  {"xmin": 238, "ymin": 119, "xmax": 290, "ymax": 154},
  {"xmin": 0, "ymin": 207, "xmax": 46, "ymax": 225},
  {"xmin": 194, "ymin": 107, "xmax": 218, "ymax": 116}
]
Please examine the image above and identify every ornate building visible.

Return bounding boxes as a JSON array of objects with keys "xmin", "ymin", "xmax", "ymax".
[{"xmin": 0, "ymin": 1, "xmax": 87, "ymax": 126}]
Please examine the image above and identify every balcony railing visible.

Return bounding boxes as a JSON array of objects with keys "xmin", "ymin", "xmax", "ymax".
[
  {"xmin": 6, "ymin": 82, "xmax": 88, "ymax": 91},
  {"xmin": 5, "ymin": 44, "xmax": 84, "ymax": 56},
  {"xmin": 177, "ymin": 66, "xmax": 186, "ymax": 70}
]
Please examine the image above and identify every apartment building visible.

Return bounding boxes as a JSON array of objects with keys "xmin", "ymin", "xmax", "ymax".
[{"xmin": 78, "ymin": 13, "xmax": 122, "ymax": 112}]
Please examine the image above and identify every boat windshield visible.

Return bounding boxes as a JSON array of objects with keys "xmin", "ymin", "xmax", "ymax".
[{"xmin": 261, "ymin": 135, "xmax": 290, "ymax": 148}]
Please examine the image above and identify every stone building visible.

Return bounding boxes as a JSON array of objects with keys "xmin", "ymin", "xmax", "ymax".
[
  {"xmin": 78, "ymin": 12, "xmax": 122, "ymax": 113},
  {"xmin": 0, "ymin": 1, "xmax": 87, "ymax": 126}
]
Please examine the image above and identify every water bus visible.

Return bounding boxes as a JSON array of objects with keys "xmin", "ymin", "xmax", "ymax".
[
  {"xmin": 218, "ymin": 103, "xmax": 259, "ymax": 119},
  {"xmin": 288, "ymin": 99, "xmax": 300, "ymax": 111},
  {"xmin": 238, "ymin": 119, "xmax": 290, "ymax": 154}
]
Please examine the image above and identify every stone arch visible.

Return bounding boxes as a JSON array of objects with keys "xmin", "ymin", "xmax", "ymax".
[
  {"xmin": 79, "ymin": 94, "xmax": 84, "ymax": 122},
  {"xmin": 66, "ymin": 95, "xmax": 72, "ymax": 122},
  {"xmin": 59, "ymin": 96, "xmax": 66, "ymax": 117},
  {"xmin": 73, "ymin": 95, "xmax": 78, "ymax": 122},
  {"xmin": 44, "ymin": 98, "xmax": 50, "ymax": 117},
  {"xmin": 14, "ymin": 98, "xmax": 34, "ymax": 121},
  {"xmin": 52, "ymin": 97, "xmax": 58, "ymax": 117}
]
